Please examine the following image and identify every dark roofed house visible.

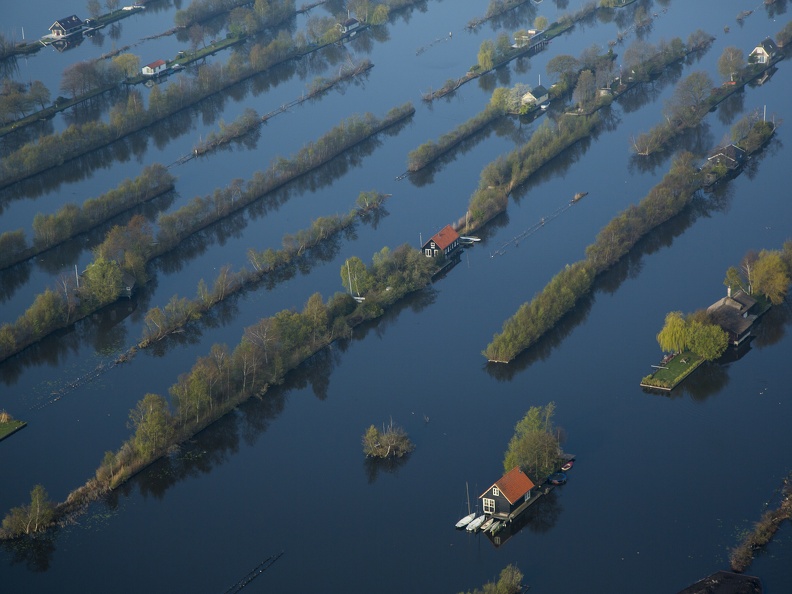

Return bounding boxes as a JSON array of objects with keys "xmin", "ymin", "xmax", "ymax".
[
  {"xmin": 749, "ymin": 37, "xmax": 779, "ymax": 64},
  {"xmin": 422, "ymin": 224, "xmax": 459, "ymax": 258},
  {"xmin": 121, "ymin": 272, "xmax": 137, "ymax": 298},
  {"xmin": 707, "ymin": 288, "xmax": 757, "ymax": 346},
  {"xmin": 337, "ymin": 18, "xmax": 360, "ymax": 35},
  {"xmin": 49, "ymin": 15, "xmax": 83, "ymax": 38},
  {"xmin": 479, "ymin": 467, "xmax": 536, "ymax": 521},
  {"xmin": 707, "ymin": 144, "xmax": 746, "ymax": 170},
  {"xmin": 521, "ymin": 84, "xmax": 548, "ymax": 106}
]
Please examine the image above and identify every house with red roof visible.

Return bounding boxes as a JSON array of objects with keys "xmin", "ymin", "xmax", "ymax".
[
  {"xmin": 421, "ymin": 224, "xmax": 459, "ymax": 258},
  {"xmin": 142, "ymin": 59, "xmax": 167, "ymax": 76},
  {"xmin": 479, "ymin": 467, "xmax": 536, "ymax": 521}
]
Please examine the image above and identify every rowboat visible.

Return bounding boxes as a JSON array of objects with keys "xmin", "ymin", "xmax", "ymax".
[
  {"xmin": 548, "ymin": 472, "xmax": 567, "ymax": 485},
  {"xmin": 466, "ymin": 515, "xmax": 485, "ymax": 532},
  {"xmin": 489, "ymin": 520, "xmax": 502, "ymax": 534},
  {"xmin": 455, "ymin": 512, "xmax": 476, "ymax": 529},
  {"xmin": 561, "ymin": 460, "xmax": 574, "ymax": 472},
  {"xmin": 479, "ymin": 517, "xmax": 494, "ymax": 532}
]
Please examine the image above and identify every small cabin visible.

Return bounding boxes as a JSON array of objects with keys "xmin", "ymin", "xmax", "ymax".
[
  {"xmin": 142, "ymin": 59, "xmax": 167, "ymax": 76},
  {"xmin": 479, "ymin": 467, "xmax": 536, "ymax": 520},
  {"xmin": 337, "ymin": 18, "xmax": 360, "ymax": 35},
  {"xmin": 521, "ymin": 84, "xmax": 549, "ymax": 106},
  {"xmin": 514, "ymin": 29, "xmax": 544, "ymax": 48},
  {"xmin": 422, "ymin": 225, "xmax": 459, "ymax": 258},
  {"xmin": 49, "ymin": 15, "xmax": 83, "ymax": 38},
  {"xmin": 707, "ymin": 288, "xmax": 757, "ymax": 346},
  {"xmin": 707, "ymin": 144, "xmax": 746, "ymax": 171},
  {"xmin": 749, "ymin": 38, "xmax": 779, "ymax": 64},
  {"xmin": 121, "ymin": 272, "xmax": 137, "ymax": 299}
]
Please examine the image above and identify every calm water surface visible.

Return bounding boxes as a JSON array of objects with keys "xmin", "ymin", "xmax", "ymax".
[{"xmin": 2, "ymin": 0, "xmax": 792, "ymax": 592}]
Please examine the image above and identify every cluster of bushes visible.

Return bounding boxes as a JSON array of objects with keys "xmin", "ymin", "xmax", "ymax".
[
  {"xmin": 0, "ymin": 164, "xmax": 173, "ymax": 270},
  {"xmin": 0, "ymin": 243, "xmax": 438, "ymax": 536},
  {"xmin": 362, "ymin": 421, "xmax": 414, "ymax": 459},
  {"xmin": 465, "ymin": 114, "xmax": 599, "ymax": 232},
  {"xmin": 0, "ymin": 79, "xmax": 50, "ymax": 126},
  {"xmin": 407, "ymin": 103, "xmax": 505, "ymax": 172},
  {"xmin": 503, "ymin": 403, "xmax": 563, "ymax": 482},
  {"xmin": 175, "ymin": 0, "xmax": 295, "ymax": 30},
  {"xmin": 729, "ymin": 474, "xmax": 792, "ymax": 572},
  {"xmin": 458, "ymin": 565, "xmax": 524, "ymax": 594}
]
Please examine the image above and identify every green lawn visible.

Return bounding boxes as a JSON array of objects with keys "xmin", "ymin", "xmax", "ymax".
[
  {"xmin": 0, "ymin": 420, "xmax": 27, "ymax": 441},
  {"xmin": 640, "ymin": 350, "xmax": 704, "ymax": 390}
]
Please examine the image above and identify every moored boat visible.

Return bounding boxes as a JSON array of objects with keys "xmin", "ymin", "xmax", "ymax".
[
  {"xmin": 571, "ymin": 191, "xmax": 588, "ymax": 203},
  {"xmin": 561, "ymin": 460, "xmax": 574, "ymax": 472},
  {"xmin": 548, "ymin": 472, "xmax": 567, "ymax": 485},
  {"xmin": 466, "ymin": 514, "xmax": 485, "ymax": 532},
  {"xmin": 455, "ymin": 512, "xmax": 476, "ymax": 529},
  {"xmin": 489, "ymin": 520, "xmax": 502, "ymax": 534},
  {"xmin": 480, "ymin": 517, "xmax": 494, "ymax": 532}
]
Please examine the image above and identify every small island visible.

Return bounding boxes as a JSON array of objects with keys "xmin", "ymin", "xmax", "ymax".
[
  {"xmin": 0, "ymin": 410, "xmax": 26, "ymax": 442},
  {"xmin": 362, "ymin": 420, "xmax": 414, "ymax": 459}
]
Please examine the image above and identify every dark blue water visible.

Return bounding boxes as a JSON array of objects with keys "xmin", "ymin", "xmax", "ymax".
[{"xmin": 2, "ymin": 0, "xmax": 792, "ymax": 591}]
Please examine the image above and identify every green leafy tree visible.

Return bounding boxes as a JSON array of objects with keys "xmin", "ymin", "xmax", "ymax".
[
  {"xmin": 81, "ymin": 257, "xmax": 122, "ymax": 307},
  {"xmin": 478, "ymin": 40, "xmax": 496, "ymax": 71},
  {"xmin": 0, "ymin": 484, "xmax": 55, "ymax": 538},
  {"xmin": 502, "ymin": 403, "xmax": 561, "ymax": 482},
  {"xmin": 458, "ymin": 564, "xmax": 523, "ymax": 594},
  {"xmin": 128, "ymin": 393, "xmax": 174, "ymax": 460},
  {"xmin": 664, "ymin": 71, "xmax": 714, "ymax": 127},
  {"xmin": 573, "ymin": 69, "xmax": 596, "ymax": 110},
  {"xmin": 87, "ymin": 0, "xmax": 102, "ymax": 18},
  {"xmin": 370, "ymin": 5, "xmax": 389, "ymax": 25},
  {"xmin": 656, "ymin": 311, "xmax": 689, "ymax": 352},
  {"xmin": 28, "ymin": 81, "xmax": 51, "ymax": 110},
  {"xmin": 341, "ymin": 257, "xmax": 372, "ymax": 296},
  {"xmin": 534, "ymin": 16, "xmax": 548, "ymax": 30},
  {"xmin": 689, "ymin": 322, "xmax": 728, "ymax": 361},
  {"xmin": 753, "ymin": 250, "xmax": 790, "ymax": 305},
  {"xmin": 718, "ymin": 46, "xmax": 745, "ymax": 82},
  {"xmin": 112, "ymin": 54, "xmax": 141, "ymax": 78},
  {"xmin": 724, "ymin": 266, "xmax": 748, "ymax": 294},
  {"xmin": 362, "ymin": 420, "xmax": 414, "ymax": 458}
]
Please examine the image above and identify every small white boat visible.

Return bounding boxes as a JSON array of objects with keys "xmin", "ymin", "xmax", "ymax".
[
  {"xmin": 455, "ymin": 513, "xmax": 476, "ymax": 529},
  {"xmin": 459, "ymin": 236, "xmax": 481, "ymax": 243},
  {"xmin": 466, "ymin": 514, "xmax": 485, "ymax": 532},
  {"xmin": 479, "ymin": 517, "xmax": 494, "ymax": 532},
  {"xmin": 489, "ymin": 520, "xmax": 502, "ymax": 534}
]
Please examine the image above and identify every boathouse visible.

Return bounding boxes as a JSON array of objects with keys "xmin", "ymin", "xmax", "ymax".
[
  {"xmin": 521, "ymin": 84, "xmax": 548, "ymax": 106},
  {"xmin": 121, "ymin": 272, "xmax": 137, "ymax": 299},
  {"xmin": 707, "ymin": 144, "xmax": 746, "ymax": 171},
  {"xmin": 337, "ymin": 18, "xmax": 360, "ymax": 35},
  {"xmin": 49, "ymin": 15, "xmax": 83, "ymax": 38},
  {"xmin": 479, "ymin": 467, "xmax": 536, "ymax": 520},
  {"xmin": 142, "ymin": 59, "xmax": 167, "ymax": 76},
  {"xmin": 422, "ymin": 225, "xmax": 459, "ymax": 258},
  {"xmin": 707, "ymin": 288, "xmax": 757, "ymax": 346},
  {"xmin": 749, "ymin": 37, "xmax": 779, "ymax": 64}
]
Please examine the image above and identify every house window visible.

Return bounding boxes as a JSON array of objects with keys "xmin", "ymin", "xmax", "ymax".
[
  {"xmin": 482, "ymin": 498, "xmax": 495, "ymax": 514},
  {"xmin": 524, "ymin": 491, "xmax": 531, "ymax": 502},
  {"xmin": 424, "ymin": 249, "xmax": 431, "ymax": 256},
  {"xmin": 492, "ymin": 487, "xmax": 500, "ymax": 497}
]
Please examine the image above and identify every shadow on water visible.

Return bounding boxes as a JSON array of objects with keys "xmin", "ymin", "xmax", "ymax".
[
  {"xmin": 105, "ymin": 344, "xmax": 342, "ymax": 507},
  {"xmin": 0, "ymin": 286, "xmax": 152, "ymax": 389},
  {"xmin": 0, "ymin": 535, "xmax": 56, "ymax": 573},
  {"xmin": 484, "ymin": 489, "xmax": 562, "ymax": 549},
  {"xmin": 364, "ymin": 453, "xmax": 412, "ymax": 484}
]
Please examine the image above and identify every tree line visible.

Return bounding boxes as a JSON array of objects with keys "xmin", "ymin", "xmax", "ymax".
[
  {"xmin": 0, "ymin": 164, "xmax": 174, "ymax": 271},
  {"xmin": 0, "ymin": 25, "xmax": 333, "ymax": 188},
  {"xmin": 483, "ymin": 118, "xmax": 777, "ymax": 363},
  {"xmin": 140, "ymin": 191, "xmax": 388, "ymax": 346},
  {"xmin": 0, "ymin": 105, "xmax": 412, "ymax": 363},
  {"xmin": 406, "ymin": 103, "xmax": 505, "ymax": 172},
  {"xmin": 463, "ymin": 113, "xmax": 599, "ymax": 233},
  {"xmin": 0, "ymin": 243, "xmax": 438, "ymax": 539}
]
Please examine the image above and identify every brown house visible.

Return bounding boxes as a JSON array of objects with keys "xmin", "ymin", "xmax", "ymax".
[
  {"xmin": 707, "ymin": 288, "xmax": 757, "ymax": 346},
  {"xmin": 49, "ymin": 15, "xmax": 83, "ymax": 37},
  {"xmin": 422, "ymin": 225, "xmax": 459, "ymax": 257},
  {"xmin": 479, "ymin": 467, "xmax": 536, "ymax": 521}
]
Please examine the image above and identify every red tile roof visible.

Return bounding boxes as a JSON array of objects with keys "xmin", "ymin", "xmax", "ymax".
[
  {"xmin": 430, "ymin": 225, "xmax": 459, "ymax": 250},
  {"xmin": 146, "ymin": 59, "xmax": 166, "ymax": 69},
  {"xmin": 484, "ymin": 467, "xmax": 536, "ymax": 504}
]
